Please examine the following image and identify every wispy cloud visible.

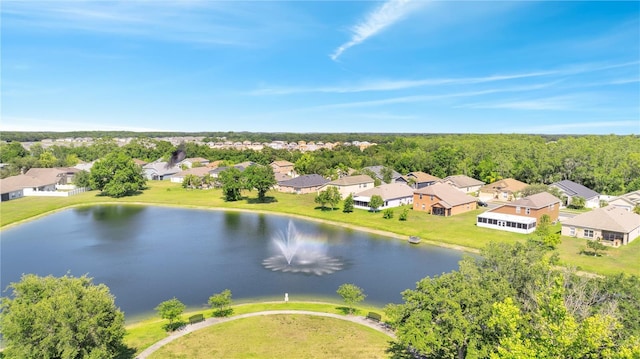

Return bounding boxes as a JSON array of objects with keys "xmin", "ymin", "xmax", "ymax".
[
  {"xmin": 251, "ymin": 61, "xmax": 639, "ymax": 95},
  {"xmin": 460, "ymin": 95, "xmax": 577, "ymax": 111},
  {"xmin": 330, "ymin": 0, "xmax": 422, "ymax": 61},
  {"xmin": 0, "ymin": 116, "xmax": 164, "ymax": 132}
]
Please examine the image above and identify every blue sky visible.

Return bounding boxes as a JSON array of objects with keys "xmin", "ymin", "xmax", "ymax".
[{"xmin": 2, "ymin": 0, "xmax": 639, "ymax": 134}]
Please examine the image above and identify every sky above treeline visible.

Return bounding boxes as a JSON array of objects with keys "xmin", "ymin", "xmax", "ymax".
[{"xmin": 2, "ymin": 1, "xmax": 639, "ymax": 134}]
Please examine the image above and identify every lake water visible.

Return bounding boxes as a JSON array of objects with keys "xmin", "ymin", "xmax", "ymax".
[{"xmin": 0, "ymin": 205, "xmax": 464, "ymax": 319}]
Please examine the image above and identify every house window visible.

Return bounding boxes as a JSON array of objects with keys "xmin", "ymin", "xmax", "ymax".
[
  {"xmin": 569, "ymin": 227, "xmax": 575, "ymax": 236},
  {"xmin": 584, "ymin": 229, "xmax": 594, "ymax": 238},
  {"xmin": 550, "ymin": 203, "xmax": 555, "ymax": 210},
  {"xmin": 515, "ymin": 206, "xmax": 521, "ymax": 214},
  {"xmin": 421, "ymin": 204, "xmax": 425, "ymax": 210},
  {"xmin": 502, "ymin": 192, "xmax": 508, "ymax": 199},
  {"xmin": 419, "ymin": 194, "xmax": 422, "ymax": 200},
  {"xmin": 525, "ymin": 208, "xmax": 530, "ymax": 215},
  {"xmin": 430, "ymin": 195, "xmax": 434, "ymax": 201}
]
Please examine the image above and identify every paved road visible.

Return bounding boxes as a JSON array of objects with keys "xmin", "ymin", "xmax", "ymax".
[{"xmin": 135, "ymin": 310, "xmax": 396, "ymax": 358}]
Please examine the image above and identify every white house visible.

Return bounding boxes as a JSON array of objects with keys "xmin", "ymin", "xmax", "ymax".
[{"xmin": 353, "ymin": 183, "xmax": 414, "ymax": 211}]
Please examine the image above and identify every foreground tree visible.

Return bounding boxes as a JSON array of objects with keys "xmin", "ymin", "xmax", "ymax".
[
  {"xmin": 244, "ymin": 164, "xmax": 276, "ymax": 201},
  {"xmin": 218, "ymin": 167, "xmax": 244, "ymax": 201},
  {"xmin": 337, "ymin": 283, "xmax": 366, "ymax": 314},
  {"xmin": 208, "ymin": 289, "xmax": 233, "ymax": 317},
  {"xmin": 0, "ymin": 274, "xmax": 126, "ymax": 358},
  {"xmin": 90, "ymin": 151, "xmax": 146, "ymax": 197},
  {"xmin": 155, "ymin": 297, "xmax": 186, "ymax": 331},
  {"xmin": 315, "ymin": 186, "xmax": 341, "ymax": 210},
  {"xmin": 343, "ymin": 193, "xmax": 354, "ymax": 213}
]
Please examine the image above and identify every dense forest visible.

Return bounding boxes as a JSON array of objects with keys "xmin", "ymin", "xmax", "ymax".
[{"xmin": 1, "ymin": 133, "xmax": 638, "ymax": 195}]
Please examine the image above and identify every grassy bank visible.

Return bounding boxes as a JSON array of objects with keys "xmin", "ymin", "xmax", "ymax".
[
  {"xmin": 125, "ymin": 301, "xmax": 386, "ymax": 355},
  {"xmin": 1, "ymin": 181, "xmax": 637, "ymax": 276}
]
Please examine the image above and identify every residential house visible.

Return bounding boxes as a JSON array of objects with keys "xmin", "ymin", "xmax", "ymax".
[
  {"xmin": 550, "ymin": 180, "xmax": 600, "ymax": 208},
  {"xmin": 142, "ymin": 162, "xmax": 181, "ymax": 180},
  {"xmin": 478, "ymin": 178, "xmax": 529, "ymax": 202},
  {"xmin": 132, "ymin": 159, "xmax": 147, "ymax": 167},
  {"xmin": 180, "ymin": 157, "xmax": 210, "ymax": 168},
  {"xmin": 210, "ymin": 161, "xmax": 257, "ymax": 178},
  {"xmin": 477, "ymin": 192, "xmax": 561, "ymax": 234},
  {"xmin": 608, "ymin": 190, "xmax": 640, "ymax": 212},
  {"xmin": 0, "ymin": 168, "xmax": 68, "ymax": 201},
  {"xmin": 169, "ymin": 167, "xmax": 214, "ymax": 184},
  {"xmin": 561, "ymin": 206, "xmax": 640, "ymax": 246},
  {"xmin": 276, "ymin": 174, "xmax": 329, "ymax": 195},
  {"xmin": 397, "ymin": 171, "xmax": 441, "ymax": 189},
  {"xmin": 319, "ymin": 175, "xmax": 375, "ymax": 199},
  {"xmin": 440, "ymin": 175, "xmax": 485, "ymax": 194},
  {"xmin": 362, "ymin": 165, "xmax": 403, "ymax": 183},
  {"xmin": 270, "ymin": 160, "xmax": 297, "ymax": 178},
  {"xmin": 353, "ymin": 183, "xmax": 414, "ymax": 211},
  {"xmin": 413, "ymin": 182, "xmax": 477, "ymax": 216}
]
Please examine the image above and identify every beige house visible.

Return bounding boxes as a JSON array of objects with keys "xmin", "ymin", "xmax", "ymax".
[
  {"xmin": 319, "ymin": 175, "xmax": 375, "ymax": 199},
  {"xmin": 561, "ymin": 206, "xmax": 640, "ymax": 246},
  {"xmin": 478, "ymin": 178, "xmax": 529, "ymax": 202},
  {"xmin": 440, "ymin": 175, "xmax": 485, "ymax": 194},
  {"xmin": 398, "ymin": 171, "xmax": 440, "ymax": 189},
  {"xmin": 270, "ymin": 160, "xmax": 297, "ymax": 178},
  {"xmin": 608, "ymin": 190, "xmax": 640, "ymax": 212}
]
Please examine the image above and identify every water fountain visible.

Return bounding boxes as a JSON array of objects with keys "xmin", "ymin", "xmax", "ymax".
[{"xmin": 262, "ymin": 221, "xmax": 344, "ymax": 275}]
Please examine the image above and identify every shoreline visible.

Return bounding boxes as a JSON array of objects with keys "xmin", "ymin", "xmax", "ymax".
[{"xmin": 0, "ymin": 201, "xmax": 481, "ymax": 255}]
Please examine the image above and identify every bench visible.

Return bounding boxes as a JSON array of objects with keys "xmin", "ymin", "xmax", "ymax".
[
  {"xmin": 366, "ymin": 312, "xmax": 381, "ymax": 322},
  {"xmin": 188, "ymin": 314, "xmax": 204, "ymax": 325}
]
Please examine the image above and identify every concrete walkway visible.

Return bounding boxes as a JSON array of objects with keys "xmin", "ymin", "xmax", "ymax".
[{"xmin": 135, "ymin": 310, "xmax": 395, "ymax": 358}]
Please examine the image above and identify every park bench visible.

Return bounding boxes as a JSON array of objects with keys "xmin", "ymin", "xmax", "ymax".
[
  {"xmin": 188, "ymin": 314, "xmax": 204, "ymax": 325},
  {"xmin": 366, "ymin": 312, "xmax": 381, "ymax": 322}
]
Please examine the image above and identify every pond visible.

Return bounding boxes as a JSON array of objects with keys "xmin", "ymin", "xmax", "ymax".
[{"xmin": 1, "ymin": 205, "xmax": 465, "ymax": 319}]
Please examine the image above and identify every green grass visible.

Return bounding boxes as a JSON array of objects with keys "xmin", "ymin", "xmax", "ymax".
[
  {"xmin": 148, "ymin": 314, "xmax": 391, "ymax": 359},
  {"xmin": 1, "ymin": 181, "xmax": 638, "ymax": 277},
  {"xmin": 124, "ymin": 301, "xmax": 386, "ymax": 355}
]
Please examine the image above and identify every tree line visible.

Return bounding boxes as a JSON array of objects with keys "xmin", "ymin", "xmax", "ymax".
[{"xmin": 2, "ymin": 134, "xmax": 638, "ymax": 195}]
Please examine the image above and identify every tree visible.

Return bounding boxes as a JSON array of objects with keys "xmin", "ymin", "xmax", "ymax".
[
  {"xmin": 569, "ymin": 196, "xmax": 586, "ymax": 209},
  {"xmin": 38, "ymin": 151, "xmax": 58, "ymax": 168},
  {"xmin": 585, "ymin": 239, "xmax": 608, "ymax": 257},
  {"xmin": 90, "ymin": 151, "xmax": 146, "ymax": 198},
  {"xmin": 315, "ymin": 186, "xmax": 340, "ymax": 210},
  {"xmin": 208, "ymin": 289, "xmax": 233, "ymax": 317},
  {"xmin": 383, "ymin": 208, "xmax": 394, "ymax": 219},
  {"xmin": 533, "ymin": 214, "xmax": 561, "ymax": 249},
  {"xmin": 337, "ymin": 283, "xmax": 366, "ymax": 314},
  {"xmin": 182, "ymin": 174, "xmax": 202, "ymax": 189},
  {"xmin": 0, "ymin": 274, "xmax": 126, "ymax": 358},
  {"xmin": 369, "ymin": 195, "xmax": 383, "ymax": 212},
  {"xmin": 0, "ymin": 142, "xmax": 28, "ymax": 163},
  {"xmin": 73, "ymin": 170, "xmax": 92, "ymax": 188},
  {"xmin": 399, "ymin": 207, "xmax": 409, "ymax": 221},
  {"xmin": 155, "ymin": 297, "xmax": 186, "ymax": 331},
  {"xmin": 343, "ymin": 193, "xmax": 354, "ymax": 213},
  {"xmin": 381, "ymin": 166, "xmax": 394, "ymax": 184},
  {"xmin": 520, "ymin": 183, "xmax": 550, "ymax": 197},
  {"xmin": 244, "ymin": 164, "xmax": 276, "ymax": 201},
  {"xmin": 634, "ymin": 205, "xmax": 640, "ymax": 215},
  {"xmin": 219, "ymin": 167, "xmax": 244, "ymax": 201}
]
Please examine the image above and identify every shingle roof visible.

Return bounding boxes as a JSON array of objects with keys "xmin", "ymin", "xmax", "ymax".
[
  {"xmin": 354, "ymin": 183, "xmax": 414, "ymax": 201},
  {"xmin": 143, "ymin": 162, "xmax": 181, "ymax": 176},
  {"xmin": 507, "ymin": 191, "xmax": 561, "ymax": 208},
  {"xmin": 563, "ymin": 206, "xmax": 640, "ymax": 233},
  {"xmin": 405, "ymin": 171, "xmax": 441, "ymax": 183},
  {"xmin": 441, "ymin": 175, "xmax": 485, "ymax": 188},
  {"xmin": 278, "ymin": 174, "xmax": 329, "ymax": 188},
  {"xmin": 551, "ymin": 180, "xmax": 599, "ymax": 199},
  {"xmin": 414, "ymin": 182, "xmax": 477, "ymax": 207},
  {"xmin": 480, "ymin": 178, "xmax": 528, "ymax": 193},
  {"xmin": 172, "ymin": 167, "xmax": 213, "ymax": 177},
  {"xmin": 0, "ymin": 170, "xmax": 63, "ymax": 194},
  {"xmin": 326, "ymin": 175, "xmax": 374, "ymax": 186},
  {"xmin": 271, "ymin": 160, "xmax": 294, "ymax": 167},
  {"xmin": 362, "ymin": 165, "xmax": 402, "ymax": 181}
]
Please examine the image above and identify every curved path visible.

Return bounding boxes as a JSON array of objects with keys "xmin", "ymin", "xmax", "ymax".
[{"xmin": 135, "ymin": 310, "xmax": 395, "ymax": 358}]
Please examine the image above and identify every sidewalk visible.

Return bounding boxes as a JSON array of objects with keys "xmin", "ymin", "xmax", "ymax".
[{"xmin": 135, "ymin": 310, "xmax": 395, "ymax": 358}]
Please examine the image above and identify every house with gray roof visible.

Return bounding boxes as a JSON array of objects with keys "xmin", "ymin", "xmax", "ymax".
[
  {"xmin": 276, "ymin": 174, "xmax": 329, "ymax": 195},
  {"xmin": 319, "ymin": 174, "xmax": 375, "ymax": 199},
  {"xmin": 353, "ymin": 183, "xmax": 414, "ymax": 211},
  {"xmin": 440, "ymin": 175, "xmax": 485, "ymax": 194},
  {"xmin": 550, "ymin": 179, "xmax": 600, "ymax": 208},
  {"xmin": 397, "ymin": 171, "xmax": 441, "ymax": 189},
  {"xmin": 0, "ymin": 168, "xmax": 73, "ymax": 201},
  {"xmin": 561, "ymin": 206, "xmax": 640, "ymax": 246},
  {"xmin": 169, "ymin": 167, "xmax": 215, "ymax": 184},
  {"xmin": 362, "ymin": 165, "xmax": 403, "ymax": 183},
  {"xmin": 143, "ymin": 162, "xmax": 181, "ymax": 180}
]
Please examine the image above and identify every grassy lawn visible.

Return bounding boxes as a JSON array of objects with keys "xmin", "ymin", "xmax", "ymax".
[
  {"xmin": 1, "ymin": 181, "xmax": 638, "ymax": 277},
  {"xmin": 148, "ymin": 315, "xmax": 391, "ymax": 359},
  {"xmin": 124, "ymin": 301, "xmax": 385, "ymax": 355}
]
